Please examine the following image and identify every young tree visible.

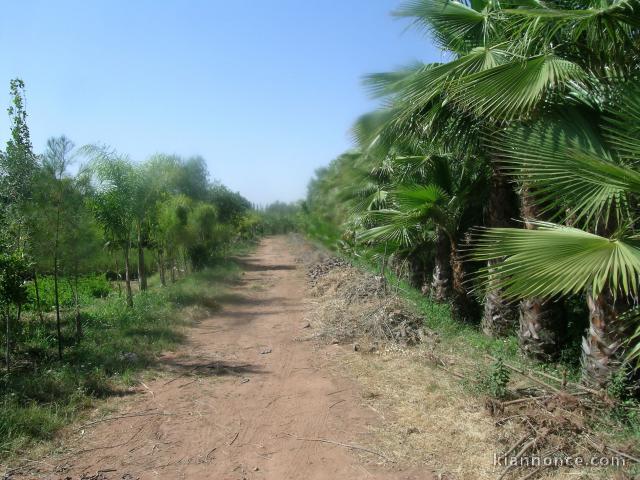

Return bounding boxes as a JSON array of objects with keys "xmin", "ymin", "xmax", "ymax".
[
  {"xmin": 84, "ymin": 145, "xmax": 136, "ymax": 307},
  {"xmin": 41, "ymin": 136, "xmax": 76, "ymax": 358},
  {"xmin": 0, "ymin": 79, "xmax": 37, "ymax": 368}
]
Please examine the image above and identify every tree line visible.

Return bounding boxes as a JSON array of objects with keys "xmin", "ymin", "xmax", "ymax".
[
  {"xmin": 0, "ymin": 79, "xmax": 257, "ymax": 370},
  {"xmin": 304, "ymin": 0, "xmax": 640, "ymax": 388}
]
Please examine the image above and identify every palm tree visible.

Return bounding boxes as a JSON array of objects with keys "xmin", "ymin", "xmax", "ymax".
[
  {"xmin": 472, "ymin": 81, "xmax": 640, "ymax": 385},
  {"xmin": 360, "ymin": 0, "xmax": 590, "ymax": 343},
  {"xmin": 83, "ymin": 145, "xmax": 137, "ymax": 307},
  {"xmin": 359, "ymin": 152, "xmax": 488, "ymax": 320}
]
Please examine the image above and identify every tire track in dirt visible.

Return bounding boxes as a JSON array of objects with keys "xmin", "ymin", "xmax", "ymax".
[{"xmin": 23, "ymin": 236, "xmax": 429, "ymax": 480}]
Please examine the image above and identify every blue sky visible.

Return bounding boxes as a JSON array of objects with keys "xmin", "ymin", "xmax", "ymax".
[{"xmin": 0, "ymin": 1, "xmax": 440, "ymax": 205}]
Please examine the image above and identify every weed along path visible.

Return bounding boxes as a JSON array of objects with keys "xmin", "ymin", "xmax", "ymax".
[{"xmin": 31, "ymin": 236, "xmax": 427, "ymax": 480}]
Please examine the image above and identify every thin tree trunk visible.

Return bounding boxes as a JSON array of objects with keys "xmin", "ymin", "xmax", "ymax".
[
  {"xmin": 482, "ymin": 167, "xmax": 518, "ymax": 337},
  {"xmin": 53, "ymin": 206, "xmax": 63, "ymax": 360},
  {"xmin": 114, "ymin": 254, "xmax": 122, "ymax": 297},
  {"xmin": 5, "ymin": 306, "xmax": 10, "ymax": 375},
  {"xmin": 33, "ymin": 269, "xmax": 44, "ymax": 324},
  {"xmin": 137, "ymin": 224, "xmax": 147, "ymax": 291},
  {"xmin": 518, "ymin": 185, "xmax": 564, "ymax": 361},
  {"xmin": 431, "ymin": 229, "xmax": 451, "ymax": 302},
  {"xmin": 124, "ymin": 241, "xmax": 134, "ymax": 308},
  {"xmin": 182, "ymin": 249, "xmax": 189, "ymax": 276},
  {"xmin": 72, "ymin": 268, "xmax": 81, "ymax": 343},
  {"xmin": 157, "ymin": 250, "xmax": 166, "ymax": 287},
  {"xmin": 171, "ymin": 258, "xmax": 176, "ymax": 283}
]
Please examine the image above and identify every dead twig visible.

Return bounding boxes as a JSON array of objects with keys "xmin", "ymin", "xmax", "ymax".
[
  {"xmin": 327, "ymin": 388, "xmax": 349, "ymax": 396},
  {"xmin": 501, "ymin": 433, "xmax": 530, "ymax": 460},
  {"xmin": 497, "ymin": 436, "xmax": 538, "ymax": 480},
  {"xmin": 141, "ymin": 381, "xmax": 154, "ymax": 397},
  {"xmin": 75, "ymin": 426, "xmax": 144, "ymax": 454},
  {"xmin": 329, "ymin": 399, "xmax": 346, "ymax": 409},
  {"xmin": 501, "ymin": 395, "xmax": 551, "ymax": 407},
  {"xmin": 519, "ymin": 466, "xmax": 543, "ymax": 480},
  {"xmin": 178, "ymin": 379, "xmax": 197, "ymax": 389},
  {"xmin": 228, "ymin": 431, "xmax": 239, "ymax": 446},
  {"xmin": 79, "ymin": 411, "xmax": 175, "ymax": 429}
]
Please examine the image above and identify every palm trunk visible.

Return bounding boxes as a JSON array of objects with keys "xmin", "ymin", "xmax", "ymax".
[
  {"xmin": 450, "ymin": 242, "xmax": 476, "ymax": 322},
  {"xmin": 582, "ymin": 289, "xmax": 626, "ymax": 387},
  {"xmin": 431, "ymin": 229, "xmax": 451, "ymax": 302},
  {"xmin": 124, "ymin": 241, "xmax": 134, "ymax": 308},
  {"xmin": 518, "ymin": 185, "xmax": 564, "ymax": 360},
  {"xmin": 407, "ymin": 250, "xmax": 427, "ymax": 292},
  {"xmin": 137, "ymin": 224, "xmax": 147, "ymax": 291},
  {"xmin": 482, "ymin": 167, "xmax": 518, "ymax": 337}
]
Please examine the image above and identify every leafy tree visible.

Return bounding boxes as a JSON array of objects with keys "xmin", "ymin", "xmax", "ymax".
[
  {"xmin": 0, "ymin": 250, "xmax": 29, "ymax": 374},
  {"xmin": 0, "ymin": 79, "xmax": 37, "ymax": 368},
  {"xmin": 84, "ymin": 145, "xmax": 137, "ymax": 307},
  {"xmin": 0, "ymin": 79, "xmax": 38, "ymax": 246}
]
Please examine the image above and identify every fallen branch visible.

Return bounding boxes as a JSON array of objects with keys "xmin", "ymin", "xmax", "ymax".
[
  {"xmin": 486, "ymin": 356, "xmax": 562, "ymax": 395},
  {"xmin": 284, "ymin": 433, "xmax": 392, "ymax": 462},
  {"xmin": 533, "ymin": 369, "xmax": 602, "ymax": 397}
]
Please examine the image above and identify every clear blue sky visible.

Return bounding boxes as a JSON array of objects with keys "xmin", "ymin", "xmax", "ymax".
[{"xmin": 0, "ymin": 1, "xmax": 440, "ymax": 205}]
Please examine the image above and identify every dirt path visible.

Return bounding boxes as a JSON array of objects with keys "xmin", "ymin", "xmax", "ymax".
[{"xmin": 36, "ymin": 237, "xmax": 426, "ymax": 480}]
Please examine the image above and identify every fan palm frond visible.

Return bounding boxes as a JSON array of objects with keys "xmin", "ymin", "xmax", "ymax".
[
  {"xmin": 472, "ymin": 222, "xmax": 640, "ymax": 298},
  {"xmin": 449, "ymin": 54, "xmax": 587, "ymax": 121}
]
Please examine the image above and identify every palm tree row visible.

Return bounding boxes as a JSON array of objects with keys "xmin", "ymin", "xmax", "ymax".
[{"xmin": 305, "ymin": 0, "xmax": 639, "ymax": 386}]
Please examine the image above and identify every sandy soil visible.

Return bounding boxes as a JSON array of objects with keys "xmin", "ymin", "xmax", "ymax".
[{"xmin": 24, "ymin": 236, "xmax": 429, "ymax": 480}]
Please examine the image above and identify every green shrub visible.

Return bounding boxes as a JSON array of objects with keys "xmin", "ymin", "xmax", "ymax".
[{"xmin": 25, "ymin": 274, "xmax": 111, "ymax": 311}]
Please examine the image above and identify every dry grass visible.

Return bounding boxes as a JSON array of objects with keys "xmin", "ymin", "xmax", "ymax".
[{"xmin": 344, "ymin": 347, "xmax": 501, "ymax": 479}]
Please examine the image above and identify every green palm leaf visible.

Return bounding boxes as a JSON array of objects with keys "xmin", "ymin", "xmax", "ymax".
[
  {"xmin": 489, "ymin": 115, "xmax": 639, "ymax": 225},
  {"xmin": 358, "ymin": 209, "xmax": 425, "ymax": 246},
  {"xmin": 472, "ymin": 222, "xmax": 640, "ymax": 298},
  {"xmin": 394, "ymin": 0, "xmax": 489, "ymax": 53},
  {"xmin": 449, "ymin": 54, "xmax": 587, "ymax": 120},
  {"xmin": 603, "ymin": 80, "xmax": 640, "ymax": 162}
]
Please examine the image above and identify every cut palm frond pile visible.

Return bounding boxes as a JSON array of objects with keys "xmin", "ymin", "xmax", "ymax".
[{"xmin": 307, "ymin": 258, "xmax": 432, "ymax": 346}]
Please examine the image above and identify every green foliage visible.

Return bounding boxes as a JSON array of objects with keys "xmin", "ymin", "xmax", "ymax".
[
  {"xmin": 257, "ymin": 201, "xmax": 301, "ymax": 234},
  {"xmin": 482, "ymin": 358, "xmax": 511, "ymax": 399},
  {"xmin": 0, "ymin": 250, "xmax": 30, "ymax": 308},
  {"xmin": 0, "ymin": 260, "xmax": 241, "ymax": 455},
  {"xmin": 24, "ymin": 275, "xmax": 110, "ymax": 312}
]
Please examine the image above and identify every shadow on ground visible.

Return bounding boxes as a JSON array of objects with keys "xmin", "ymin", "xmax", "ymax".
[{"xmin": 159, "ymin": 358, "xmax": 267, "ymax": 377}]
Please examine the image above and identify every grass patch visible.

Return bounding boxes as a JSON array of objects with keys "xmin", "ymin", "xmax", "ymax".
[{"xmin": 0, "ymin": 255, "xmax": 245, "ymax": 460}]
